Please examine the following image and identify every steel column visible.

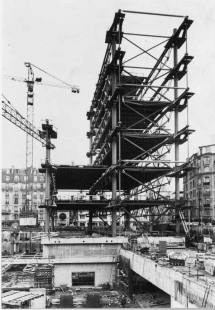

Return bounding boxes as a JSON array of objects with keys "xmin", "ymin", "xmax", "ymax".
[
  {"xmin": 88, "ymin": 211, "xmax": 93, "ymax": 235},
  {"xmin": 111, "ymin": 35, "xmax": 117, "ymax": 237},
  {"xmin": 118, "ymin": 19, "xmax": 123, "ymax": 236},
  {"xmin": 89, "ymin": 112, "xmax": 93, "ymax": 165},
  {"xmin": 89, "ymin": 113, "xmax": 93, "ymax": 234},
  {"xmin": 45, "ymin": 121, "xmax": 51, "ymax": 233},
  {"xmin": 174, "ymin": 29, "xmax": 180, "ymax": 235}
]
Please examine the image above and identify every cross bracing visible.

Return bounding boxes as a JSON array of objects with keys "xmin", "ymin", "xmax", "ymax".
[
  {"xmin": 84, "ymin": 10, "xmax": 195, "ymax": 234},
  {"xmin": 46, "ymin": 10, "xmax": 195, "ymax": 235}
]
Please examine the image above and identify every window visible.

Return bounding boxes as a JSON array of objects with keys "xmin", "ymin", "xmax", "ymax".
[
  {"xmin": 198, "ymin": 178, "xmax": 201, "ymax": 185},
  {"xmin": 204, "ymin": 167, "xmax": 209, "ymax": 173},
  {"xmin": 34, "ymin": 176, "xmax": 37, "ymax": 182},
  {"xmin": 204, "ymin": 176, "xmax": 210, "ymax": 184},
  {"xmin": 15, "ymin": 169, "xmax": 19, "ymax": 173},
  {"xmin": 39, "ymin": 214, "xmax": 43, "ymax": 220},
  {"xmin": 80, "ymin": 215, "xmax": 85, "ymax": 219},
  {"xmin": 205, "ymin": 147, "xmax": 211, "ymax": 153},
  {"xmin": 14, "ymin": 198, "xmax": 18, "ymax": 204},
  {"xmin": 203, "ymin": 157, "xmax": 210, "ymax": 166},
  {"xmin": 40, "ymin": 176, "xmax": 44, "ymax": 182},
  {"xmin": 40, "ymin": 183, "xmax": 44, "ymax": 190},
  {"xmin": 14, "ymin": 214, "xmax": 19, "ymax": 220},
  {"xmin": 14, "ymin": 175, "xmax": 19, "ymax": 183},
  {"xmin": 203, "ymin": 188, "xmax": 210, "ymax": 195},
  {"xmin": 5, "ymin": 214, "xmax": 9, "ymax": 221},
  {"xmin": 204, "ymin": 210, "xmax": 210, "ymax": 216},
  {"xmin": 205, "ymin": 198, "xmax": 210, "ymax": 206},
  {"xmin": 6, "ymin": 176, "xmax": 10, "ymax": 182},
  {"xmin": 72, "ymin": 272, "xmax": 95, "ymax": 286},
  {"xmin": 24, "ymin": 176, "xmax": 28, "ymax": 182},
  {"xmin": 33, "ymin": 170, "xmax": 37, "ymax": 175}
]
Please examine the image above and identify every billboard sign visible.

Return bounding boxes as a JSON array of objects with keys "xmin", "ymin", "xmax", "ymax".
[{"xmin": 19, "ymin": 217, "xmax": 37, "ymax": 226}]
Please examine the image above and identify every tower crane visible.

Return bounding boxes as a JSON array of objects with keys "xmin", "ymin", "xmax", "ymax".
[
  {"xmin": 3, "ymin": 75, "xmax": 80, "ymax": 93},
  {"xmin": 2, "ymin": 94, "xmax": 57, "ymax": 226},
  {"xmin": 2, "ymin": 94, "xmax": 55, "ymax": 149},
  {"xmin": 3, "ymin": 63, "xmax": 80, "ymax": 214}
]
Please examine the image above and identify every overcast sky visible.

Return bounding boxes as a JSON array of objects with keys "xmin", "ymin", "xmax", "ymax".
[{"xmin": 2, "ymin": 0, "xmax": 215, "ymax": 171}]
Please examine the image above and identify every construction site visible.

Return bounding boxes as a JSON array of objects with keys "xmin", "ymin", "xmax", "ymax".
[{"xmin": 2, "ymin": 5, "xmax": 215, "ymax": 309}]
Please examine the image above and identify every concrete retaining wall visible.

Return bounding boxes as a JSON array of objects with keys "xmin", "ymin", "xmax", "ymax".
[
  {"xmin": 120, "ymin": 249, "xmax": 215, "ymax": 308},
  {"xmin": 42, "ymin": 237, "xmax": 126, "ymax": 259},
  {"xmin": 43, "ymin": 244, "xmax": 121, "ymax": 258},
  {"xmin": 54, "ymin": 263, "xmax": 116, "ymax": 287}
]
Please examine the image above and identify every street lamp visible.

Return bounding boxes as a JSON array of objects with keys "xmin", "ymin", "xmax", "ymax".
[{"xmin": 198, "ymin": 190, "xmax": 201, "ymax": 242}]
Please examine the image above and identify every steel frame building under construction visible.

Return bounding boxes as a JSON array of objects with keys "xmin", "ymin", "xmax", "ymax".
[{"xmin": 41, "ymin": 10, "xmax": 195, "ymax": 237}]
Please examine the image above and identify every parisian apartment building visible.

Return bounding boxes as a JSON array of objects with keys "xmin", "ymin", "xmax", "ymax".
[
  {"xmin": 1, "ymin": 168, "xmax": 46, "ymax": 228},
  {"xmin": 183, "ymin": 144, "xmax": 215, "ymax": 223}
]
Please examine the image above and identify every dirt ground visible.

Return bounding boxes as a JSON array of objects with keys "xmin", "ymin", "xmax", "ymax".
[{"xmin": 47, "ymin": 286, "xmax": 170, "ymax": 308}]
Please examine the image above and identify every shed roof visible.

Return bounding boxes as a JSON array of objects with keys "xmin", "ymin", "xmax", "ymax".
[{"xmin": 2, "ymin": 290, "xmax": 44, "ymax": 306}]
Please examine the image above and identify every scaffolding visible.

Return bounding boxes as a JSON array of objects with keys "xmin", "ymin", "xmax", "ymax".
[{"xmin": 35, "ymin": 264, "xmax": 54, "ymax": 294}]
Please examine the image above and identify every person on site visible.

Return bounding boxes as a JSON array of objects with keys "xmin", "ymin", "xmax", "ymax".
[{"xmin": 121, "ymin": 295, "xmax": 126, "ymax": 308}]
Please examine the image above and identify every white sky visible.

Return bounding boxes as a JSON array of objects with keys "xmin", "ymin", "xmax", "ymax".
[{"xmin": 2, "ymin": 0, "xmax": 215, "ymax": 171}]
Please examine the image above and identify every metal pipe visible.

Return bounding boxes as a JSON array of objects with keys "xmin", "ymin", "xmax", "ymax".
[
  {"xmin": 122, "ymin": 10, "xmax": 186, "ymax": 18},
  {"xmin": 173, "ymin": 29, "xmax": 180, "ymax": 236},
  {"xmin": 123, "ymin": 32, "xmax": 171, "ymax": 39},
  {"xmin": 122, "ymin": 84, "xmax": 187, "ymax": 90}
]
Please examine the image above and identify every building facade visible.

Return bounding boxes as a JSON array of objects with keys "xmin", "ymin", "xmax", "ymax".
[
  {"xmin": 1, "ymin": 167, "xmax": 46, "ymax": 228},
  {"xmin": 183, "ymin": 144, "xmax": 215, "ymax": 223}
]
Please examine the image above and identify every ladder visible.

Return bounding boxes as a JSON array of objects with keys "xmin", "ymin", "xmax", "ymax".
[
  {"xmin": 202, "ymin": 285, "xmax": 211, "ymax": 308},
  {"xmin": 178, "ymin": 209, "xmax": 189, "ymax": 235}
]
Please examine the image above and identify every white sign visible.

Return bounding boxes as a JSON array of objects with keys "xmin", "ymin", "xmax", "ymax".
[{"xmin": 20, "ymin": 217, "xmax": 37, "ymax": 226}]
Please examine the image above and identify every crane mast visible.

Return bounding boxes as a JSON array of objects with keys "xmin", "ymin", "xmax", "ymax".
[
  {"xmin": 3, "ymin": 62, "xmax": 80, "ymax": 220},
  {"xmin": 25, "ymin": 62, "xmax": 34, "ymax": 213},
  {"xmin": 2, "ymin": 95, "xmax": 57, "ymax": 231}
]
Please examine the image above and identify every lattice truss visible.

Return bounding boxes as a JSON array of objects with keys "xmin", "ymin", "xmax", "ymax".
[{"xmin": 86, "ymin": 10, "xmax": 195, "ymax": 225}]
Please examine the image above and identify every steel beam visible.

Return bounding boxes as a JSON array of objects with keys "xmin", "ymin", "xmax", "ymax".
[
  {"xmin": 123, "ymin": 32, "xmax": 171, "ymax": 39},
  {"xmin": 122, "ymin": 10, "xmax": 185, "ymax": 18}
]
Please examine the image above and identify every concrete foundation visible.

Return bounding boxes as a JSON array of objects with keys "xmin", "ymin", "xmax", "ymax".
[{"xmin": 41, "ymin": 237, "xmax": 127, "ymax": 288}]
